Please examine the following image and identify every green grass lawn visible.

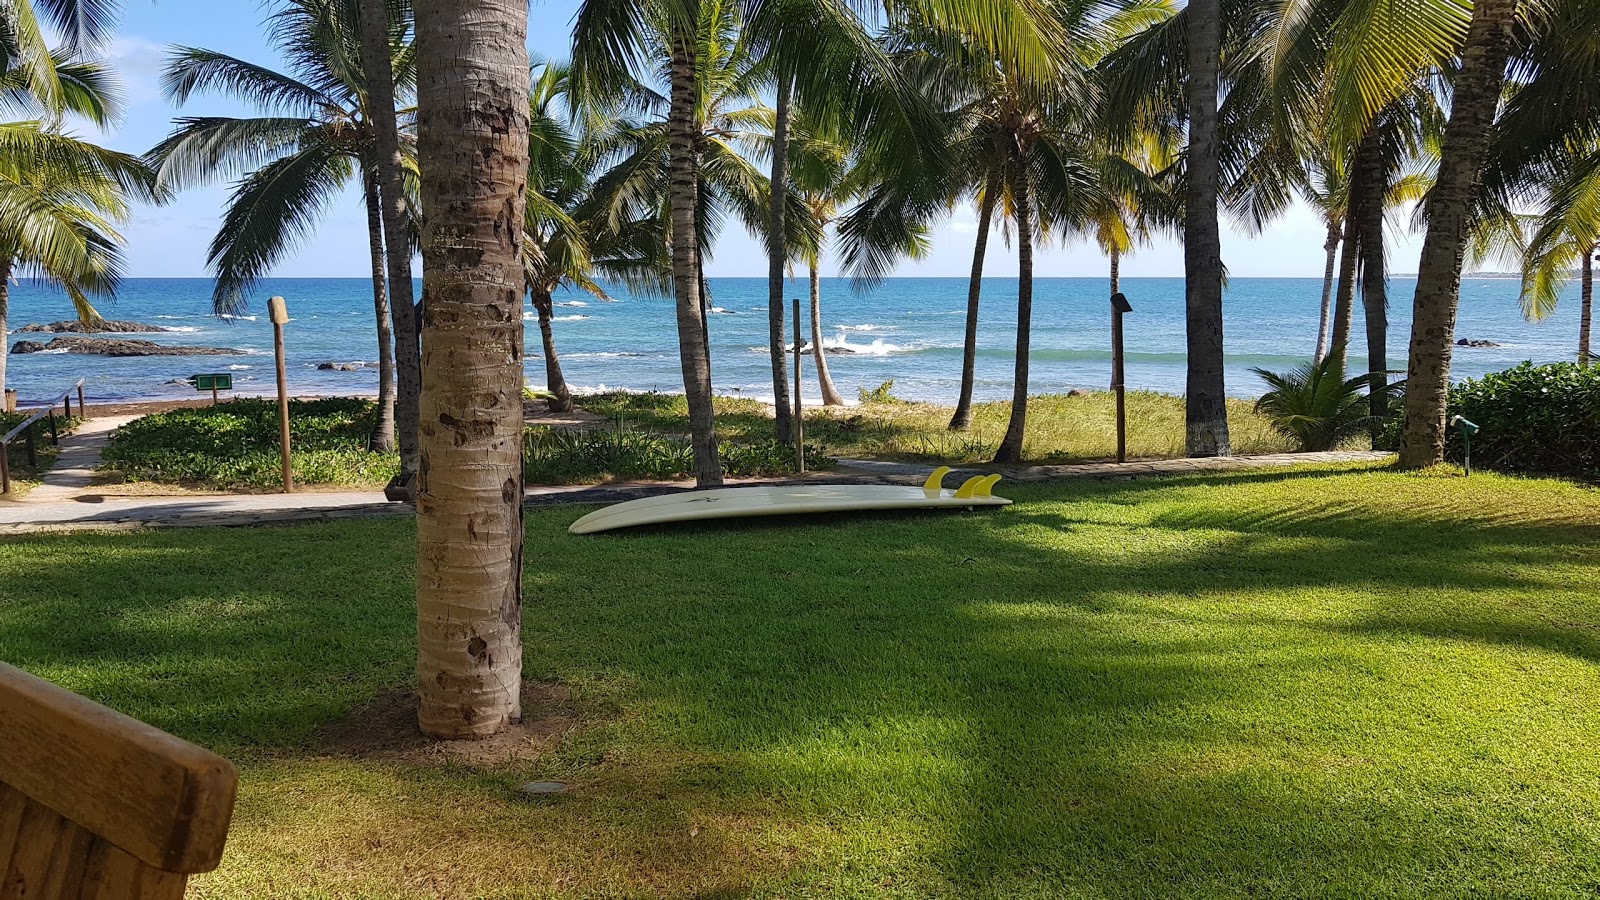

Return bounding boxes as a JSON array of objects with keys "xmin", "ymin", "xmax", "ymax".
[
  {"xmin": 3, "ymin": 464, "xmax": 1598, "ymax": 897},
  {"xmin": 584, "ymin": 389, "xmax": 1296, "ymax": 463}
]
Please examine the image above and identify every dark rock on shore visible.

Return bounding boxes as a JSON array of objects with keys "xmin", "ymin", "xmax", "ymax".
[
  {"xmin": 1456, "ymin": 338, "xmax": 1500, "ymax": 348},
  {"xmin": 317, "ymin": 362, "xmax": 370, "ymax": 371},
  {"xmin": 16, "ymin": 319, "xmax": 170, "ymax": 334},
  {"xmin": 10, "ymin": 337, "xmax": 245, "ymax": 356}
]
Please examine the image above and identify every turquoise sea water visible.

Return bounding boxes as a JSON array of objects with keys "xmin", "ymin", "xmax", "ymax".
[{"xmin": 3, "ymin": 276, "xmax": 1584, "ymax": 405}]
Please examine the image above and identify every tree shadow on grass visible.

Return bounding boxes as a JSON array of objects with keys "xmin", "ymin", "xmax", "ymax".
[{"xmin": 3, "ymin": 466, "xmax": 1599, "ymax": 896}]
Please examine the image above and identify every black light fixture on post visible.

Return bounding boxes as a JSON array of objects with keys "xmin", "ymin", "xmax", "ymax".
[{"xmin": 1111, "ymin": 292, "xmax": 1133, "ymax": 463}]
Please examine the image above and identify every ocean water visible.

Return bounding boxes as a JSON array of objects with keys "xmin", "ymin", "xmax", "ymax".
[{"xmin": 2, "ymin": 276, "xmax": 1585, "ymax": 406}]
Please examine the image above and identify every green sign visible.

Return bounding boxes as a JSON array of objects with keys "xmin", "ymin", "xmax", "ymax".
[{"xmin": 192, "ymin": 373, "xmax": 233, "ymax": 391}]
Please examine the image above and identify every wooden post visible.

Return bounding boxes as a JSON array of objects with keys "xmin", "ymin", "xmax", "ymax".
[
  {"xmin": 63, "ymin": 395, "xmax": 71, "ymax": 419},
  {"xmin": 793, "ymin": 298, "xmax": 805, "ymax": 474},
  {"xmin": 77, "ymin": 382, "xmax": 86, "ymax": 419},
  {"xmin": 269, "ymin": 296, "xmax": 293, "ymax": 493},
  {"xmin": 0, "ymin": 441, "xmax": 9, "ymax": 494},
  {"xmin": 1111, "ymin": 292, "xmax": 1133, "ymax": 464},
  {"xmin": 47, "ymin": 412, "xmax": 58, "ymax": 446},
  {"xmin": 211, "ymin": 383, "xmax": 219, "ymax": 407}
]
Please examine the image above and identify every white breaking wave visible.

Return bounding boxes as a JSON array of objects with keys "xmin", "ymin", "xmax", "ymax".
[
  {"xmin": 710, "ymin": 306, "xmax": 737, "ymax": 314},
  {"xmin": 219, "ymin": 314, "xmax": 258, "ymax": 322},
  {"xmin": 555, "ymin": 300, "xmax": 588, "ymax": 307},
  {"xmin": 165, "ymin": 326, "xmax": 201, "ymax": 333},
  {"xmin": 228, "ymin": 364, "xmax": 253, "ymax": 370},
  {"xmin": 553, "ymin": 314, "xmax": 590, "ymax": 321},
  {"xmin": 837, "ymin": 323, "xmax": 895, "ymax": 332}
]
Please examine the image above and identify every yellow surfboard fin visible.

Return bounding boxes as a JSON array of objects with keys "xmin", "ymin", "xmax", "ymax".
[
  {"xmin": 953, "ymin": 475, "xmax": 986, "ymax": 499},
  {"xmin": 923, "ymin": 465, "xmax": 952, "ymax": 495},
  {"xmin": 975, "ymin": 474, "xmax": 1002, "ymax": 497}
]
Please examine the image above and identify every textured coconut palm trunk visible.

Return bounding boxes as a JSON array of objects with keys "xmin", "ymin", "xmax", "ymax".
[
  {"xmin": 1108, "ymin": 244, "xmax": 1121, "ymax": 390},
  {"xmin": 1182, "ymin": 0, "xmax": 1230, "ymax": 457},
  {"xmin": 362, "ymin": 169, "xmax": 398, "ymax": 452},
  {"xmin": 809, "ymin": 263, "xmax": 844, "ymax": 406},
  {"xmin": 766, "ymin": 73, "xmax": 795, "ymax": 443},
  {"xmin": 1315, "ymin": 218, "xmax": 1341, "ymax": 363},
  {"xmin": 357, "ymin": 0, "xmax": 421, "ymax": 486},
  {"xmin": 994, "ymin": 166, "xmax": 1033, "ymax": 464},
  {"xmin": 949, "ymin": 173, "xmax": 999, "ymax": 431},
  {"xmin": 1328, "ymin": 217, "xmax": 1358, "ymax": 376},
  {"xmin": 1399, "ymin": 0, "xmax": 1518, "ymax": 468},
  {"xmin": 412, "ymin": 0, "xmax": 530, "ymax": 739},
  {"xmin": 532, "ymin": 288, "xmax": 572, "ymax": 412},
  {"xmin": 1357, "ymin": 152, "xmax": 1390, "ymax": 435},
  {"xmin": 1581, "ymin": 245, "xmax": 1594, "ymax": 367},
  {"xmin": 669, "ymin": 35, "xmax": 723, "ymax": 486},
  {"xmin": 0, "ymin": 257, "xmax": 10, "ymax": 398}
]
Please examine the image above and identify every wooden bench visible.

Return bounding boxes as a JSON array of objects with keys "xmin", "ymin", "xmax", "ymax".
[{"xmin": 0, "ymin": 662, "xmax": 237, "ymax": 898}]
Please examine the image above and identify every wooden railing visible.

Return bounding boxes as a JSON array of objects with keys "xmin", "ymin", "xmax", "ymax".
[
  {"xmin": 0, "ymin": 379, "xmax": 87, "ymax": 494},
  {"xmin": 0, "ymin": 662, "xmax": 237, "ymax": 898}
]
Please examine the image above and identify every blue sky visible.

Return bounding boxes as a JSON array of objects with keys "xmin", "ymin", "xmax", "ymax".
[{"xmin": 98, "ymin": 0, "xmax": 1427, "ymax": 280}]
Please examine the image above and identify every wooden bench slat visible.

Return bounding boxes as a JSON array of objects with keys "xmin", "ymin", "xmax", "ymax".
[
  {"xmin": 2, "ymin": 796, "xmax": 66, "ymax": 899},
  {"xmin": 0, "ymin": 663, "xmax": 236, "ymax": 874},
  {"xmin": 81, "ymin": 841, "xmax": 186, "ymax": 900},
  {"xmin": 0, "ymin": 784, "xmax": 26, "ymax": 879}
]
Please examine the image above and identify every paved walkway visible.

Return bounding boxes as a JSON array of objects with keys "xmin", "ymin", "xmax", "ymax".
[
  {"xmin": 0, "ymin": 448, "xmax": 1390, "ymax": 535},
  {"xmin": 23, "ymin": 415, "xmax": 139, "ymax": 503}
]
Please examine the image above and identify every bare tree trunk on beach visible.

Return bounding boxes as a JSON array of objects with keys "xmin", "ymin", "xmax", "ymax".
[
  {"xmin": 357, "ymin": 0, "xmax": 420, "ymax": 484},
  {"xmin": 0, "ymin": 258, "xmax": 11, "ymax": 398},
  {"xmin": 1315, "ymin": 218, "xmax": 1340, "ymax": 363},
  {"xmin": 994, "ymin": 166, "xmax": 1033, "ymax": 464},
  {"xmin": 413, "ymin": 0, "xmax": 529, "ymax": 739},
  {"xmin": 532, "ymin": 288, "xmax": 572, "ymax": 412},
  {"xmin": 362, "ymin": 168, "xmax": 397, "ymax": 452},
  {"xmin": 670, "ymin": 34, "xmax": 723, "ymax": 486},
  {"xmin": 766, "ymin": 72, "xmax": 794, "ymax": 443},
  {"xmin": 809, "ymin": 262, "xmax": 844, "ymax": 406},
  {"xmin": 949, "ymin": 173, "xmax": 999, "ymax": 431},
  {"xmin": 1581, "ymin": 245, "xmax": 1594, "ymax": 367},
  {"xmin": 1399, "ymin": 0, "xmax": 1518, "ymax": 468},
  {"xmin": 1182, "ymin": 0, "xmax": 1230, "ymax": 457}
]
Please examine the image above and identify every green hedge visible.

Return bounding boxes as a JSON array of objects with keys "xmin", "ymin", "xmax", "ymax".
[
  {"xmin": 101, "ymin": 398, "xmax": 833, "ymax": 489},
  {"xmin": 1444, "ymin": 362, "xmax": 1600, "ymax": 477}
]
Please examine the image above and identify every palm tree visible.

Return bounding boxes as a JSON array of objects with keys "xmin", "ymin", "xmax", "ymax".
[
  {"xmin": 356, "ymin": 0, "xmax": 422, "ymax": 491},
  {"xmin": 523, "ymin": 62, "xmax": 669, "ymax": 412},
  {"xmin": 1398, "ymin": 0, "xmax": 1519, "ymax": 468},
  {"xmin": 412, "ymin": 0, "xmax": 529, "ymax": 740},
  {"xmin": 1508, "ymin": 148, "xmax": 1600, "ymax": 366},
  {"xmin": 1182, "ymin": 0, "xmax": 1230, "ymax": 457},
  {"xmin": 148, "ymin": 0, "xmax": 416, "ymax": 452},
  {"xmin": 0, "ymin": 124, "xmax": 159, "ymax": 397}
]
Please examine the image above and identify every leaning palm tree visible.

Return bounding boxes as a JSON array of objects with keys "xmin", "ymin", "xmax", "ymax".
[
  {"xmin": 1510, "ymin": 146, "xmax": 1600, "ymax": 366},
  {"xmin": 412, "ymin": 0, "xmax": 529, "ymax": 740},
  {"xmin": 1399, "ymin": 0, "xmax": 1520, "ymax": 468},
  {"xmin": 356, "ymin": 0, "xmax": 421, "ymax": 492},
  {"xmin": 0, "ymin": 123, "xmax": 159, "ymax": 397},
  {"xmin": 148, "ymin": 0, "xmax": 416, "ymax": 452}
]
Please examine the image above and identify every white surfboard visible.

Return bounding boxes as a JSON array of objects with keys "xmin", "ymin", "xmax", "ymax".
[{"xmin": 568, "ymin": 467, "xmax": 1009, "ymax": 534}]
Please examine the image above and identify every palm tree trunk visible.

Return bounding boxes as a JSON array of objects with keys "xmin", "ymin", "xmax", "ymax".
[
  {"xmin": 994, "ymin": 166, "xmax": 1033, "ymax": 464},
  {"xmin": 0, "ymin": 257, "xmax": 10, "ymax": 398},
  {"xmin": 362, "ymin": 168, "xmax": 397, "ymax": 453},
  {"xmin": 412, "ymin": 0, "xmax": 529, "ymax": 739},
  {"xmin": 1581, "ymin": 244, "xmax": 1594, "ymax": 367},
  {"xmin": 1399, "ymin": 0, "xmax": 1518, "ymax": 468},
  {"xmin": 809, "ymin": 261, "xmax": 844, "ymax": 406},
  {"xmin": 532, "ymin": 288, "xmax": 572, "ymax": 412},
  {"xmin": 1315, "ymin": 218, "xmax": 1340, "ymax": 363},
  {"xmin": 949, "ymin": 172, "xmax": 999, "ymax": 431},
  {"xmin": 1108, "ymin": 244, "xmax": 1121, "ymax": 391},
  {"xmin": 1328, "ymin": 210, "xmax": 1359, "ymax": 375},
  {"xmin": 1182, "ymin": 0, "xmax": 1230, "ymax": 457},
  {"xmin": 766, "ymin": 72, "xmax": 794, "ymax": 443},
  {"xmin": 670, "ymin": 35, "xmax": 723, "ymax": 486},
  {"xmin": 1357, "ymin": 149, "xmax": 1389, "ymax": 434},
  {"xmin": 357, "ymin": 0, "xmax": 420, "ymax": 484}
]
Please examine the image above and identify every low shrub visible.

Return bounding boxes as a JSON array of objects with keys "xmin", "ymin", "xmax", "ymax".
[
  {"xmin": 524, "ymin": 426, "xmax": 832, "ymax": 484},
  {"xmin": 101, "ymin": 398, "xmax": 398, "ymax": 489},
  {"xmin": 1441, "ymin": 361, "xmax": 1600, "ymax": 477},
  {"xmin": 1251, "ymin": 357, "xmax": 1395, "ymax": 452}
]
